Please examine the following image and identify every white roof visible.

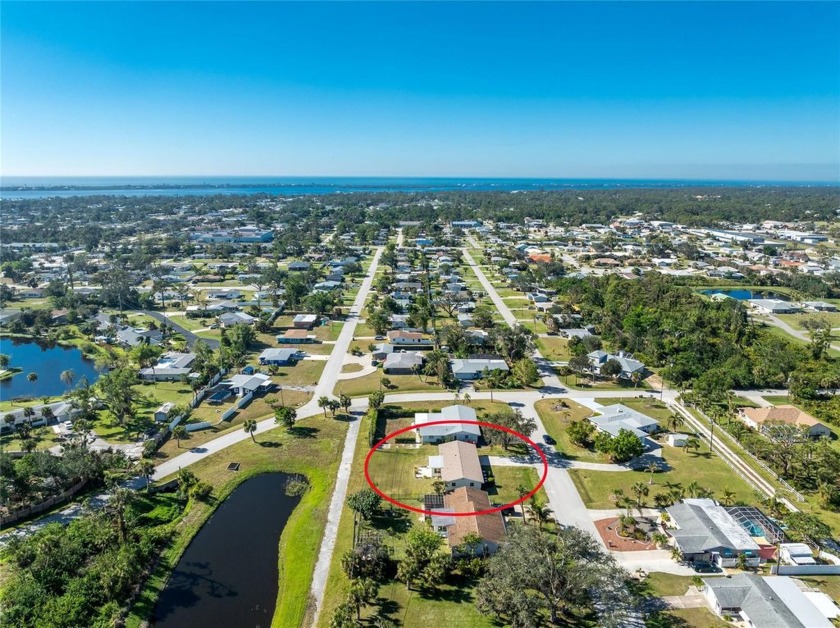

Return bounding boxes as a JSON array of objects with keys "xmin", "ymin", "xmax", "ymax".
[{"xmin": 764, "ymin": 576, "xmax": 834, "ymax": 627}]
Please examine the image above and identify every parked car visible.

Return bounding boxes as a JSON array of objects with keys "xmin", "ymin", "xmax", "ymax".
[
  {"xmin": 374, "ymin": 335, "xmax": 385, "ymax": 340},
  {"xmin": 209, "ymin": 323, "xmax": 219, "ymax": 329},
  {"xmin": 542, "ymin": 434, "xmax": 557, "ymax": 445},
  {"xmin": 692, "ymin": 561, "xmax": 721, "ymax": 573}
]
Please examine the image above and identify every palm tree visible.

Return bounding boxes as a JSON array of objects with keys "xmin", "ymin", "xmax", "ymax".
[
  {"xmin": 528, "ymin": 501, "xmax": 554, "ymax": 530},
  {"xmin": 653, "ymin": 492, "xmax": 672, "ymax": 509},
  {"xmin": 463, "ymin": 392, "xmax": 471, "ymax": 405},
  {"xmin": 646, "ymin": 461, "xmax": 659, "ymax": 485},
  {"xmin": 243, "ymin": 419, "xmax": 257, "ymax": 442},
  {"xmin": 686, "ymin": 481, "xmax": 700, "ymax": 499},
  {"xmin": 173, "ymin": 425, "xmax": 188, "ymax": 448},
  {"xmin": 136, "ymin": 460, "xmax": 155, "ymax": 492},
  {"xmin": 618, "ymin": 495, "xmax": 635, "ymax": 516},
  {"xmin": 631, "ymin": 481, "xmax": 649, "ymax": 509},
  {"xmin": 60, "ymin": 369, "xmax": 76, "ymax": 393},
  {"xmin": 317, "ymin": 396, "xmax": 330, "ymax": 417},
  {"xmin": 651, "ymin": 532, "xmax": 669, "ymax": 548},
  {"xmin": 667, "ymin": 413, "xmax": 684, "ymax": 433},
  {"xmin": 720, "ymin": 488, "xmax": 736, "ymax": 506},
  {"xmin": 684, "ymin": 436, "xmax": 701, "ymax": 454},
  {"xmin": 27, "ymin": 372, "xmax": 38, "ymax": 397},
  {"xmin": 339, "ymin": 393, "xmax": 352, "ymax": 414}
]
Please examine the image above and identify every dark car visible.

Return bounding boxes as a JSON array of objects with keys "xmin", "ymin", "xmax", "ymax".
[
  {"xmin": 542, "ymin": 434, "xmax": 557, "ymax": 445},
  {"xmin": 692, "ymin": 561, "xmax": 722, "ymax": 573}
]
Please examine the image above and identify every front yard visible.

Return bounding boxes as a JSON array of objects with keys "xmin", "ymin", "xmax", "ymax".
[{"xmin": 568, "ymin": 441, "xmax": 760, "ymax": 509}]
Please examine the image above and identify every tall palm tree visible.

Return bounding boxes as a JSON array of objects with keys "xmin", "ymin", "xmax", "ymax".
[
  {"xmin": 720, "ymin": 488, "xmax": 736, "ymax": 506},
  {"xmin": 136, "ymin": 460, "xmax": 155, "ymax": 492},
  {"xmin": 27, "ymin": 372, "xmax": 38, "ymax": 397},
  {"xmin": 646, "ymin": 461, "xmax": 659, "ymax": 485},
  {"xmin": 667, "ymin": 413, "xmax": 684, "ymax": 433},
  {"xmin": 631, "ymin": 481, "xmax": 649, "ymax": 509},
  {"xmin": 243, "ymin": 418, "xmax": 257, "ymax": 442},
  {"xmin": 686, "ymin": 481, "xmax": 700, "ymax": 499},
  {"xmin": 173, "ymin": 425, "xmax": 188, "ymax": 448},
  {"xmin": 60, "ymin": 369, "xmax": 76, "ymax": 393},
  {"xmin": 317, "ymin": 396, "xmax": 330, "ymax": 417}
]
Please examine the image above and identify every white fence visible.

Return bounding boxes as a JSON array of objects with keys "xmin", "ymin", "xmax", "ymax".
[
  {"xmin": 185, "ymin": 421, "xmax": 212, "ymax": 432},
  {"xmin": 772, "ymin": 564, "xmax": 840, "ymax": 576}
]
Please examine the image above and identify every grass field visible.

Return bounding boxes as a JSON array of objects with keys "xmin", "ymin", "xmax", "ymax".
[
  {"xmin": 568, "ymin": 440, "xmax": 760, "ymax": 509},
  {"xmin": 533, "ymin": 398, "xmax": 603, "ymax": 462},
  {"xmin": 535, "ymin": 336, "xmax": 571, "ymax": 361},
  {"xmin": 127, "ymin": 414, "xmax": 347, "ymax": 628},
  {"xmin": 335, "ymin": 371, "xmax": 446, "ymax": 397},
  {"xmin": 777, "ymin": 312, "xmax": 840, "ymax": 331}
]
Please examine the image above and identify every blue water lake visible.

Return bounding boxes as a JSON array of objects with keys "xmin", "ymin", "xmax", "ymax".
[
  {"xmin": 0, "ymin": 337, "xmax": 101, "ymax": 400},
  {"xmin": 701, "ymin": 289, "xmax": 788, "ymax": 301}
]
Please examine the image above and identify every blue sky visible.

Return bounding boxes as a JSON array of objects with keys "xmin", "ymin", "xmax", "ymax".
[{"xmin": 2, "ymin": 1, "xmax": 838, "ymax": 180}]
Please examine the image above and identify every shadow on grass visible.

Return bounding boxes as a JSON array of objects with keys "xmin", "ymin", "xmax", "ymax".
[
  {"xmin": 370, "ymin": 507, "xmax": 412, "ymax": 534},
  {"xmin": 287, "ymin": 426, "xmax": 319, "ymax": 439},
  {"xmin": 258, "ymin": 440, "xmax": 282, "ymax": 448}
]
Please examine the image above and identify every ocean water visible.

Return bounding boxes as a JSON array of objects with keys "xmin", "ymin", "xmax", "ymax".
[{"xmin": 0, "ymin": 176, "xmax": 834, "ymax": 199}]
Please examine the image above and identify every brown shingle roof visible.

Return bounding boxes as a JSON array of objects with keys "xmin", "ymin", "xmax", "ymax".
[
  {"xmin": 282, "ymin": 329, "xmax": 308, "ymax": 339},
  {"xmin": 439, "ymin": 441, "xmax": 483, "ymax": 484},
  {"xmin": 742, "ymin": 405, "xmax": 823, "ymax": 428},
  {"xmin": 444, "ymin": 487, "xmax": 506, "ymax": 548}
]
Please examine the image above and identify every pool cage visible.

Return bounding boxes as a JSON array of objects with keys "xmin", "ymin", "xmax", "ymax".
[{"xmin": 725, "ymin": 506, "xmax": 787, "ymax": 544}]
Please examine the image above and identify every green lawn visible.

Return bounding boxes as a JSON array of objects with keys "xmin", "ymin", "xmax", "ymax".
[
  {"xmin": 268, "ymin": 359, "xmax": 326, "ymax": 388},
  {"xmin": 777, "ymin": 312, "xmax": 840, "ymax": 331},
  {"xmin": 568, "ymin": 440, "xmax": 761, "ymax": 509},
  {"xmin": 0, "ymin": 426, "xmax": 62, "ymax": 452},
  {"xmin": 797, "ymin": 576, "xmax": 840, "ymax": 604},
  {"xmin": 534, "ymin": 398, "xmax": 604, "ymax": 462},
  {"xmin": 535, "ymin": 336, "xmax": 571, "ymax": 361},
  {"xmin": 335, "ymin": 371, "xmax": 446, "ymax": 397},
  {"xmin": 316, "ymin": 406, "xmax": 545, "ymax": 628},
  {"xmin": 128, "ymin": 414, "xmax": 347, "ymax": 628},
  {"xmin": 488, "ymin": 466, "xmax": 546, "ymax": 506},
  {"xmin": 367, "ymin": 445, "xmax": 438, "ymax": 504}
]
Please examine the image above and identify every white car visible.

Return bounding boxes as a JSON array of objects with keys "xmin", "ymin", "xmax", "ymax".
[{"xmin": 63, "ymin": 421, "xmax": 73, "ymax": 430}]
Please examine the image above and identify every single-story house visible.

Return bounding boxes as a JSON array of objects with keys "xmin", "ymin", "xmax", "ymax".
[
  {"xmin": 666, "ymin": 498, "xmax": 761, "ymax": 568},
  {"xmin": 428, "ymin": 440, "xmax": 483, "ymax": 490},
  {"xmin": 383, "ymin": 351, "xmax": 424, "ymax": 375},
  {"xmin": 154, "ymin": 402, "xmax": 175, "ymax": 422},
  {"xmin": 0, "ymin": 309, "xmax": 23, "ymax": 326},
  {"xmin": 414, "ymin": 405, "xmax": 480, "ymax": 444},
  {"xmin": 313, "ymin": 280, "xmax": 341, "ymax": 292},
  {"xmin": 450, "ymin": 358, "xmax": 510, "ymax": 381},
  {"xmin": 371, "ymin": 343, "xmax": 396, "ymax": 361},
  {"xmin": 228, "ymin": 372, "xmax": 274, "ymax": 397},
  {"xmin": 288, "ymin": 261, "xmax": 311, "ymax": 271},
  {"xmin": 739, "ymin": 406, "xmax": 832, "ymax": 439},
  {"xmin": 702, "ymin": 574, "xmax": 833, "ymax": 627},
  {"xmin": 436, "ymin": 487, "xmax": 506, "ymax": 556},
  {"xmin": 748, "ymin": 299, "xmax": 801, "ymax": 314},
  {"xmin": 560, "ymin": 328, "xmax": 592, "ymax": 340},
  {"xmin": 457, "ymin": 313, "xmax": 474, "ymax": 328},
  {"xmin": 389, "ymin": 314, "xmax": 410, "ymax": 329},
  {"xmin": 587, "ymin": 350, "xmax": 645, "ymax": 379},
  {"xmin": 0, "ymin": 401, "xmax": 77, "ymax": 432},
  {"xmin": 140, "ymin": 352, "xmax": 197, "ymax": 381},
  {"xmin": 277, "ymin": 329, "xmax": 316, "ymax": 344},
  {"xmin": 802, "ymin": 301, "xmax": 838, "ymax": 312},
  {"xmin": 219, "ymin": 311, "xmax": 257, "ymax": 327},
  {"xmin": 293, "ymin": 314, "xmax": 318, "ymax": 329},
  {"xmin": 116, "ymin": 327, "xmax": 164, "ymax": 347},
  {"xmin": 387, "ymin": 330, "xmax": 432, "ymax": 346},
  {"xmin": 589, "ymin": 404, "xmax": 659, "ymax": 439},
  {"xmin": 258, "ymin": 348, "xmax": 299, "ymax": 366}
]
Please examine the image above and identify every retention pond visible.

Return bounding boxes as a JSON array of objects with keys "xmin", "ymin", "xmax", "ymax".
[{"xmin": 152, "ymin": 473, "xmax": 300, "ymax": 628}]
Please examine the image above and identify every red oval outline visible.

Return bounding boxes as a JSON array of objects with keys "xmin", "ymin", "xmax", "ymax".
[{"xmin": 363, "ymin": 419, "xmax": 548, "ymax": 517}]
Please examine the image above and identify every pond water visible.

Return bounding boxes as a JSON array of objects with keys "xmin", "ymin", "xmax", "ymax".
[
  {"xmin": 701, "ymin": 288, "xmax": 787, "ymax": 301},
  {"xmin": 152, "ymin": 473, "xmax": 301, "ymax": 628},
  {"xmin": 0, "ymin": 337, "xmax": 101, "ymax": 400}
]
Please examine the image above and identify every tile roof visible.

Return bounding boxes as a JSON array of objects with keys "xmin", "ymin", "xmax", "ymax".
[
  {"xmin": 439, "ymin": 441, "xmax": 483, "ymax": 484},
  {"xmin": 444, "ymin": 487, "xmax": 506, "ymax": 548}
]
